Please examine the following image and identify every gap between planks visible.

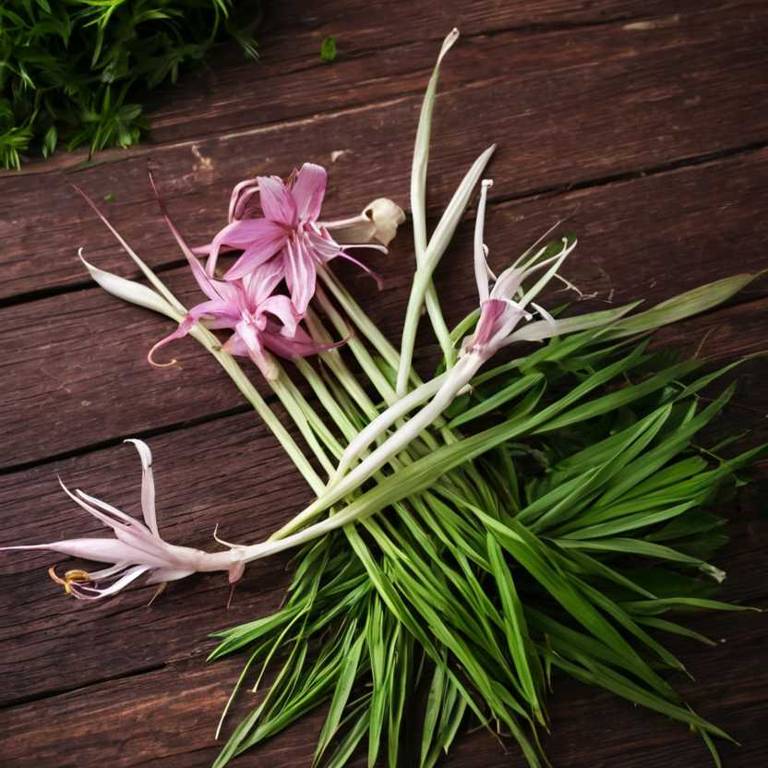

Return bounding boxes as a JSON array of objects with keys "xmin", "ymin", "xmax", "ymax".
[{"xmin": 1, "ymin": 137, "xmax": 766, "ymax": 312}]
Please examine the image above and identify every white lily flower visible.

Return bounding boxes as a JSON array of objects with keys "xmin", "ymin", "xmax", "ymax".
[{"xmin": 1, "ymin": 441, "xmax": 243, "ymax": 600}]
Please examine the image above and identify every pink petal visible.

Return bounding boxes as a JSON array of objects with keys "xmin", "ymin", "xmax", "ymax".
[
  {"xmin": 148, "ymin": 173, "xmax": 232, "ymax": 301},
  {"xmin": 473, "ymin": 299, "xmax": 508, "ymax": 347},
  {"xmin": 69, "ymin": 565, "xmax": 151, "ymax": 600},
  {"xmin": 228, "ymin": 178, "xmax": 259, "ymax": 222},
  {"xmin": 221, "ymin": 333, "xmax": 249, "ymax": 357},
  {"xmin": 261, "ymin": 295, "xmax": 299, "ymax": 336},
  {"xmin": 147, "ymin": 300, "xmax": 236, "ymax": 367},
  {"xmin": 59, "ymin": 478, "xmax": 136, "ymax": 531},
  {"xmin": 471, "ymin": 299, "xmax": 526, "ymax": 356},
  {"xmin": 307, "ymin": 227, "xmax": 343, "ymax": 262},
  {"xmin": 291, "ymin": 163, "xmax": 327, "ymax": 222},
  {"xmin": 61, "ymin": 485, "xmax": 174, "ymax": 570},
  {"xmin": 218, "ymin": 218, "xmax": 288, "ymax": 280},
  {"xmin": 258, "ymin": 175, "xmax": 297, "ymax": 227},
  {"xmin": 4, "ymin": 538, "xmax": 153, "ymax": 565},
  {"xmin": 263, "ymin": 325, "xmax": 339, "ymax": 360},
  {"xmin": 285, "ymin": 238, "xmax": 317, "ymax": 315},
  {"xmin": 124, "ymin": 440, "xmax": 159, "ymax": 537},
  {"xmin": 243, "ymin": 258, "xmax": 285, "ymax": 307},
  {"xmin": 233, "ymin": 319, "xmax": 264, "ymax": 361}
]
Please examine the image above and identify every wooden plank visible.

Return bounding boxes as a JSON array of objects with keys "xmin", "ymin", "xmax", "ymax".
[
  {"xmin": 0, "ymin": 299, "xmax": 765, "ymax": 706},
  {"xmin": 1, "ymin": 2, "xmax": 766, "ymax": 299},
  {"xmin": 0, "ymin": 411, "xmax": 310, "ymax": 706},
  {"xmin": 9, "ymin": 1, "xmax": 713, "ymax": 165},
  {"xmin": 143, "ymin": 0, "xmax": 703, "ymax": 147},
  {"xmin": 1, "ymin": 150, "xmax": 766, "ymax": 468},
  {"xmin": 0, "ymin": 546, "xmax": 764, "ymax": 766}
]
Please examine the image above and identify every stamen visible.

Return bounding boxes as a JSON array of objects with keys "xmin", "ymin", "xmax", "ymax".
[
  {"xmin": 48, "ymin": 566, "xmax": 92, "ymax": 596},
  {"xmin": 147, "ymin": 582, "xmax": 166, "ymax": 608}
]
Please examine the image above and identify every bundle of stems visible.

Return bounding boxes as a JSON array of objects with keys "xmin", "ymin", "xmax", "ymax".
[{"xmin": 17, "ymin": 28, "xmax": 763, "ymax": 768}]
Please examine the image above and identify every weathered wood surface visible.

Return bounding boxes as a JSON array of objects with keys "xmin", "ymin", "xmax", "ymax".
[
  {"xmin": 3, "ymin": 149, "xmax": 768, "ymax": 469},
  {"xmin": 2, "ymin": 0, "xmax": 766, "ymax": 300},
  {"xmin": 1, "ymin": 1, "xmax": 767, "ymax": 766}
]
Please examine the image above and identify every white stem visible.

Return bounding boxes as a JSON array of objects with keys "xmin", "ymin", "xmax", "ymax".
[
  {"xmin": 473, "ymin": 180, "xmax": 493, "ymax": 302},
  {"xmin": 275, "ymin": 353, "xmax": 483, "ymax": 538},
  {"xmin": 333, "ymin": 372, "xmax": 448, "ymax": 479}
]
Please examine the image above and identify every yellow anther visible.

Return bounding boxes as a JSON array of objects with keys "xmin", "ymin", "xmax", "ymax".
[{"xmin": 48, "ymin": 566, "xmax": 91, "ymax": 596}]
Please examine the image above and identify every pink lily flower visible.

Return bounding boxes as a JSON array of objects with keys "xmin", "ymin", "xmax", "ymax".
[
  {"xmin": 198, "ymin": 163, "xmax": 404, "ymax": 314},
  {"xmin": 150, "ymin": 177, "xmax": 332, "ymax": 380},
  {"xmin": 0, "ymin": 440, "xmax": 242, "ymax": 600},
  {"xmin": 463, "ymin": 180, "xmax": 576, "ymax": 360}
]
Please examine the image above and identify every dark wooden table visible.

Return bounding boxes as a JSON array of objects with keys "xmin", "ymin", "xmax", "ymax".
[{"xmin": 1, "ymin": 2, "xmax": 766, "ymax": 766}]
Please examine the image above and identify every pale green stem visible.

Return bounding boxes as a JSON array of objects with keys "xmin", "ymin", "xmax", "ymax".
[
  {"xmin": 304, "ymin": 308, "xmax": 385, "ymax": 421},
  {"xmin": 294, "ymin": 358, "xmax": 358, "ymax": 445},
  {"xmin": 313, "ymin": 286, "xmax": 397, "ymax": 406},
  {"xmin": 334, "ymin": 373, "xmax": 447, "ymax": 478},
  {"xmin": 276, "ymin": 369, "xmax": 345, "ymax": 459},
  {"xmin": 396, "ymin": 144, "xmax": 496, "ymax": 397},
  {"xmin": 188, "ymin": 329, "xmax": 325, "ymax": 494},
  {"xmin": 267, "ymin": 367, "xmax": 338, "ymax": 479},
  {"xmin": 274, "ymin": 353, "xmax": 482, "ymax": 538},
  {"xmin": 312, "ymin": 288, "xmax": 444, "ymax": 456},
  {"xmin": 319, "ymin": 268, "xmax": 402, "ymax": 374},
  {"xmin": 316, "ymin": 279, "xmax": 448, "ymax": 453},
  {"xmin": 411, "ymin": 29, "xmax": 461, "ymax": 370}
]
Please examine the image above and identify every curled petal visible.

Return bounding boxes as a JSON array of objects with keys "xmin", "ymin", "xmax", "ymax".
[
  {"xmin": 124, "ymin": 439, "xmax": 158, "ymax": 536},
  {"xmin": 147, "ymin": 313, "xmax": 200, "ymax": 367},
  {"xmin": 228, "ymin": 178, "xmax": 259, "ymax": 222},
  {"xmin": 67, "ymin": 565, "xmax": 151, "ymax": 601}
]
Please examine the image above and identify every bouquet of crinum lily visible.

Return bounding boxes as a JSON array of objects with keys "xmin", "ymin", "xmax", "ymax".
[{"xmin": 3, "ymin": 28, "xmax": 764, "ymax": 767}]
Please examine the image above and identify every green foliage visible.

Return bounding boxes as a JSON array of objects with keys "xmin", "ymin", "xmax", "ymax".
[
  {"xmin": 210, "ymin": 321, "xmax": 764, "ymax": 766},
  {"xmin": 320, "ymin": 36, "xmax": 337, "ymax": 63},
  {"xmin": 0, "ymin": 0, "xmax": 258, "ymax": 168}
]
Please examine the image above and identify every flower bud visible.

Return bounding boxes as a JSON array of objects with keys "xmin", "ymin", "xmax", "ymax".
[{"xmin": 323, "ymin": 198, "xmax": 405, "ymax": 247}]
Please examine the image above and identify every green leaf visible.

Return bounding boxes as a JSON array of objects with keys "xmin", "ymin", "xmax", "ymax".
[
  {"xmin": 486, "ymin": 533, "xmax": 542, "ymax": 720},
  {"xmin": 605, "ymin": 273, "xmax": 761, "ymax": 338},
  {"xmin": 320, "ymin": 36, "xmax": 337, "ymax": 62},
  {"xmin": 314, "ymin": 631, "xmax": 365, "ymax": 764}
]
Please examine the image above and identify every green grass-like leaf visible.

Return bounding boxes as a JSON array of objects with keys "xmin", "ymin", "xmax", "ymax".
[
  {"xmin": 209, "ymin": 317, "xmax": 761, "ymax": 767},
  {"xmin": 0, "ymin": 0, "xmax": 259, "ymax": 167}
]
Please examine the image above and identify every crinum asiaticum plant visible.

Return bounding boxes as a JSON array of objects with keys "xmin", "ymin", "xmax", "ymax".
[{"xmin": 4, "ymin": 28, "xmax": 764, "ymax": 768}]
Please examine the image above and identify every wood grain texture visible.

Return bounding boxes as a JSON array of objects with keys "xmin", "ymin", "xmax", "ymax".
[
  {"xmin": 2, "ymin": 149, "xmax": 767, "ymax": 468},
  {"xmin": 1, "ymin": 0, "xmax": 767, "ymax": 766},
  {"xmin": 0, "ymin": 520, "xmax": 765, "ymax": 767},
  {"xmin": 1, "ymin": 1, "xmax": 766, "ymax": 299},
  {"xmin": 1, "ymin": 300, "xmax": 766, "ymax": 705}
]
